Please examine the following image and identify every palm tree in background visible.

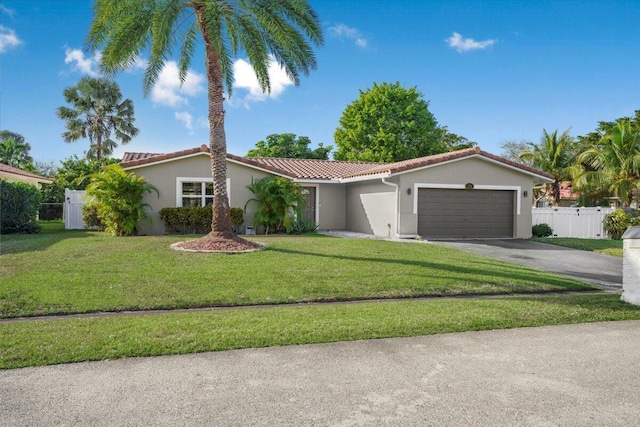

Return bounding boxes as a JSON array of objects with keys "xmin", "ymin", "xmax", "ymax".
[
  {"xmin": 57, "ymin": 77, "xmax": 139, "ymax": 161},
  {"xmin": 86, "ymin": 0, "xmax": 323, "ymax": 243},
  {"xmin": 571, "ymin": 121, "xmax": 640, "ymax": 207},
  {"xmin": 0, "ymin": 130, "xmax": 33, "ymax": 170},
  {"xmin": 520, "ymin": 128, "xmax": 575, "ymax": 206}
]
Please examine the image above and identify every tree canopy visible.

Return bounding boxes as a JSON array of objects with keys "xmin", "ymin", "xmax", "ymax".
[
  {"xmin": 247, "ymin": 133, "xmax": 331, "ymax": 159},
  {"xmin": 57, "ymin": 77, "xmax": 138, "ymax": 161},
  {"xmin": 88, "ymin": 0, "xmax": 322, "ymax": 246},
  {"xmin": 0, "ymin": 130, "xmax": 33, "ymax": 170},
  {"xmin": 334, "ymin": 82, "xmax": 474, "ymax": 162}
]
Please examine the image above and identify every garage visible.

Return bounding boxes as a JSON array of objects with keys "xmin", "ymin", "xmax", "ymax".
[{"xmin": 417, "ymin": 188, "xmax": 514, "ymax": 239}]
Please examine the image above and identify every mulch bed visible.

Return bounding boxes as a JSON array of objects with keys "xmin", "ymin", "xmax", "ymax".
[{"xmin": 171, "ymin": 236, "xmax": 265, "ymax": 253}]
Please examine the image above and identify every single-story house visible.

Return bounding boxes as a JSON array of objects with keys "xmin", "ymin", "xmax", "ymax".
[
  {"xmin": 0, "ymin": 163, "xmax": 54, "ymax": 188},
  {"xmin": 120, "ymin": 146, "xmax": 553, "ymax": 239}
]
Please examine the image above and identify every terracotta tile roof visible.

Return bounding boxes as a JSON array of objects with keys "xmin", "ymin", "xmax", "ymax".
[
  {"xmin": 0, "ymin": 163, "xmax": 54, "ymax": 183},
  {"xmin": 559, "ymin": 181, "xmax": 579, "ymax": 200},
  {"xmin": 120, "ymin": 145, "xmax": 554, "ymax": 181}
]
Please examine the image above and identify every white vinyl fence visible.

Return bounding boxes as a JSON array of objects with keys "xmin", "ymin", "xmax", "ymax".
[
  {"xmin": 64, "ymin": 189, "xmax": 87, "ymax": 230},
  {"xmin": 532, "ymin": 207, "xmax": 615, "ymax": 239}
]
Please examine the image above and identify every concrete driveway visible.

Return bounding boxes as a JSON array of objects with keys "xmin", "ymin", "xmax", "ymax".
[
  {"xmin": 434, "ymin": 239, "xmax": 622, "ymax": 289},
  {"xmin": 2, "ymin": 321, "xmax": 639, "ymax": 426}
]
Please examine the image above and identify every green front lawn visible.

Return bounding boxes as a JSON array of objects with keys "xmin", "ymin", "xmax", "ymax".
[
  {"xmin": 2, "ymin": 293, "xmax": 639, "ymax": 369},
  {"xmin": 1, "ymin": 222, "xmax": 596, "ymax": 318},
  {"xmin": 531, "ymin": 237, "xmax": 623, "ymax": 257}
]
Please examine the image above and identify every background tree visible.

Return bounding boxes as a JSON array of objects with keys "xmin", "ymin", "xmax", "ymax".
[
  {"xmin": 519, "ymin": 128, "xmax": 575, "ymax": 206},
  {"xmin": 572, "ymin": 121, "xmax": 640, "ymax": 207},
  {"xmin": 57, "ymin": 77, "xmax": 138, "ymax": 161},
  {"xmin": 0, "ymin": 130, "xmax": 33, "ymax": 170},
  {"xmin": 247, "ymin": 133, "xmax": 331, "ymax": 159},
  {"xmin": 499, "ymin": 140, "xmax": 534, "ymax": 166},
  {"xmin": 88, "ymin": 0, "xmax": 322, "ymax": 248},
  {"xmin": 334, "ymin": 82, "xmax": 471, "ymax": 162}
]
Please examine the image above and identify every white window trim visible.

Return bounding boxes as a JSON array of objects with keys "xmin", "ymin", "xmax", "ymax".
[
  {"xmin": 412, "ymin": 183, "xmax": 521, "ymax": 215},
  {"xmin": 176, "ymin": 177, "xmax": 231, "ymax": 207}
]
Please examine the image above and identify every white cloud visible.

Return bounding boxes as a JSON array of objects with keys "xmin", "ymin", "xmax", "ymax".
[
  {"xmin": 151, "ymin": 61, "xmax": 204, "ymax": 107},
  {"xmin": 0, "ymin": 25, "xmax": 22, "ymax": 53},
  {"xmin": 64, "ymin": 47, "xmax": 101, "ymax": 76},
  {"xmin": 328, "ymin": 24, "xmax": 368, "ymax": 49},
  {"xmin": 197, "ymin": 117, "xmax": 210, "ymax": 129},
  {"xmin": 229, "ymin": 56, "xmax": 294, "ymax": 107},
  {"xmin": 0, "ymin": 5, "xmax": 15, "ymax": 18},
  {"xmin": 446, "ymin": 32, "xmax": 497, "ymax": 53},
  {"xmin": 175, "ymin": 111, "xmax": 194, "ymax": 134},
  {"xmin": 125, "ymin": 55, "xmax": 148, "ymax": 73}
]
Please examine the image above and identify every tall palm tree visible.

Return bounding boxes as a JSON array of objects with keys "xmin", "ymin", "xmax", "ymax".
[
  {"xmin": 572, "ymin": 121, "xmax": 640, "ymax": 207},
  {"xmin": 86, "ymin": 0, "xmax": 323, "ymax": 243},
  {"xmin": 0, "ymin": 130, "xmax": 33, "ymax": 169},
  {"xmin": 57, "ymin": 77, "xmax": 139, "ymax": 161},
  {"xmin": 520, "ymin": 128, "xmax": 575, "ymax": 206}
]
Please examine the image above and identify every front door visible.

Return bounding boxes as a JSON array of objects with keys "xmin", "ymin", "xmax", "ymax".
[{"xmin": 301, "ymin": 187, "xmax": 316, "ymax": 223}]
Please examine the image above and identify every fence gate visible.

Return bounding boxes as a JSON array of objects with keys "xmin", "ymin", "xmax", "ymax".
[
  {"xmin": 532, "ymin": 207, "xmax": 615, "ymax": 239},
  {"xmin": 64, "ymin": 189, "xmax": 87, "ymax": 230}
]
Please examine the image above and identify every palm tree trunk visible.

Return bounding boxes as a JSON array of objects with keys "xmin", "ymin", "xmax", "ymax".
[{"xmin": 196, "ymin": 8, "xmax": 234, "ymax": 240}]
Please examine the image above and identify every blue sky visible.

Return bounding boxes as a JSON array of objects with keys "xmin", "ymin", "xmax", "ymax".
[{"xmin": 2, "ymin": 0, "xmax": 640, "ymax": 165}]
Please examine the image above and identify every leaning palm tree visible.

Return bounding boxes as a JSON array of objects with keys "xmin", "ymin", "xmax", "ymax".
[
  {"xmin": 0, "ymin": 130, "xmax": 33, "ymax": 169},
  {"xmin": 520, "ymin": 128, "xmax": 575, "ymax": 206},
  {"xmin": 86, "ymin": 0, "xmax": 323, "ymax": 247},
  {"xmin": 57, "ymin": 77, "xmax": 139, "ymax": 161},
  {"xmin": 571, "ymin": 121, "xmax": 640, "ymax": 207}
]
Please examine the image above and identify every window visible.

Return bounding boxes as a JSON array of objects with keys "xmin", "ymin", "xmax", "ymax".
[{"xmin": 176, "ymin": 178, "xmax": 230, "ymax": 207}]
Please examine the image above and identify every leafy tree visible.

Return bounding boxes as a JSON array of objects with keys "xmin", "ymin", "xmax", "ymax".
[
  {"xmin": 57, "ymin": 77, "xmax": 138, "ymax": 160},
  {"xmin": 500, "ymin": 140, "xmax": 534, "ymax": 166},
  {"xmin": 88, "ymin": 0, "xmax": 322, "ymax": 245},
  {"xmin": 572, "ymin": 121, "xmax": 640, "ymax": 207},
  {"xmin": 85, "ymin": 164, "xmax": 158, "ymax": 236},
  {"xmin": 334, "ymin": 82, "xmax": 472, "ymax": 162},
  {"xmin": 40, "ymin": 156, "xmax": 119, "ymax": 203},
  {"xmin": 0, "ymin": 130, "xmax": 33, "ymax": 170},
  {"xmin": 245, "ymin": 176, "xmax": 305, "ymax": 234},
  {"xmin": 519, "ymin": 128, "xmax": 575, "ymax": 206},
  {"xmin": 247, "ymin": 133, "xmax": 331, "ymax": 159}
]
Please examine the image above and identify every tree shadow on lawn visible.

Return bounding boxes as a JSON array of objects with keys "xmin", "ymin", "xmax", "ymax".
[
  {"xmin": 0, "ymin": 229, "xmax": 96, "ymax": 256},
  {"xmin": 268, "ymin": 247, "xmax": 596, "ymax": 291}
]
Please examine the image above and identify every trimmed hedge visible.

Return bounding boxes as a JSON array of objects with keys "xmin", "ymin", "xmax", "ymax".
[
  {"xmin": 0, "ymin": 180, "xmax": 42, "ymax": 234},
  {"xmin": 159, "ymin": 207, "xmax": 212, "ymax": 234}
]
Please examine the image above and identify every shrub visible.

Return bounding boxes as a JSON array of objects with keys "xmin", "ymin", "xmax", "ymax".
[
  {"xmin": 604, "ymin": 208, "xmax": 640, "ymax": 240},
  {"xmin": 0, "ymin": 180, "xmax": 42, "ymax": 234},
  {"xmin": 85, "ymin": 165, "xmax": 158, "ymax": 236},
  {"xmin": 159, "ymin": 207, "xmax": 212, "ymax": 234},
  {"xmin": 38, "ymin": 203, "xmax": 63, "ymax": 220},
  {"xmin": 230, "ymin": 207, "xmax": 244, "ymax": 233},
  {"xmin": 245, "ymin": 176, "xmax": 305, "ymax": 234},
  {"xmin": 532, "ymin": 223, "xmax": 553, "ymax": 237},
  {"xmin": 287, "ymin": 218, "xmax": 319, "ymax": 235},
  {"xmin": 82, "ymin": 204, "xmax": 103, "ymax": 230}
]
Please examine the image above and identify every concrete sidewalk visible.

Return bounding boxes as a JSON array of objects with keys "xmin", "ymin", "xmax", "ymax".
[{"xmin": 2, "ymin": 321, "xmax": 639, "ymax": 426}]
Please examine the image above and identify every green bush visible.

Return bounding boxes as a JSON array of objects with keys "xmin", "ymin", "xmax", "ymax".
[
  {"xmin": 532, "ymin": 223, "xmax": 553, "ymax": 237},
  {"xmin": 603, "ymin": 209, "xmax": 640, "ymax": 240},
  {"xmin": 159, "ymin": 207, "xmax": 212, "ymax": 234},
  {"xmin": 0, "ymin": 180, "xmax": 42, "ymax": 234},
  {"xmin": 38, "ymin": 203, "xmax": 63, "ymax": 220},
  {"xmin": 230, "ymin": 207, "xmax": 244, "ymax": 232},
  {"xmin": 82, "ymin": 204, "xmax": 103, "ymax": 230},
  {"xmin": 245, "ymin": 176, "xmax": 305, "ymax": 234},
  {"xmin": 287, "ymin": 218, "xmax": 319, "ymax": 235},
  {"xmin": 85, "ymin": 165, "xmax": 158, "ymax": 236}
]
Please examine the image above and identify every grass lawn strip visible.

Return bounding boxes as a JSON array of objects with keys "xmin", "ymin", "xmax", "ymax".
[
  {"xmin": 2, "ymin": 293, "xmax": 639, "ymax": 370},
  {"xmin": 2, "ymin": 224, "xmax": 596, "ymax": 318},
  {"xmin": 530, "ymin": 237, "xmax": 623, "ymax": 257}
]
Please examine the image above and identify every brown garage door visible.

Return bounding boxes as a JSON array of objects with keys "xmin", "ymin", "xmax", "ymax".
[{"xmin": 417, "ymin": 188, "xmax": 514, "ymax": 239}]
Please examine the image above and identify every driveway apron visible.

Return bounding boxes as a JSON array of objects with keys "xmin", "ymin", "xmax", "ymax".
[{"xmin": 433, "ymin": 239, "xmax": 622, "ymax": 289}]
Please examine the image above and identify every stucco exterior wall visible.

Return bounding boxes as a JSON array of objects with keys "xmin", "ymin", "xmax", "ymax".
[
  {"xmin": 317, "ymin": 183, "xmax": 346, "ymax": 230},
  {"xmin": 345, "ymin": 180, "xmax": 395, "ymax": 237},
  {"xmin": 128, "ymin": 154, "xmax": 271, "ymax": 235},
  {"xmin": 0, "ymin": 172, "xmax": 51, "ymax": 188},
  {"xmin": 396, "ymin": 156, "xmax": 535, "ymax": 238}
]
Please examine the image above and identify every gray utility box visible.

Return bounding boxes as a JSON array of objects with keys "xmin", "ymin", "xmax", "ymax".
[{"xmin": 622, "ymin": 226, "xmax": 640, "ymax": 306}]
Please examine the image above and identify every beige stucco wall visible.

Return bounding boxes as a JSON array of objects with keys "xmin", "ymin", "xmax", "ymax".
[
  {"xmin": 0, "ymin": 172, "xmax": 50, "ymax": 188},
  {"xmin": 395, "ymin": 157, "xmax": 535, "ymax": 238},
  {"xmin": 128, "ymin": 154, "xmax": 272, "ymax": 235},
  {"xmin": 345, "ymin": 180, "xmax": 396, "ymax": 237},
  {"xmin": 317, "ymin": 183, "xmax": 346, "ymax": 230}
]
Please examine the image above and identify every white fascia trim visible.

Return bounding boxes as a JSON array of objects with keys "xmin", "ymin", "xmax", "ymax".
[
  {"xmin": 122, "ymin": 152, "xmax": 209, "ymax": 171},
  {"xmin": 293, "ymin": 178, "xmax": 341, "ymax": 184},
  {"xmin": 226, "ymin": 158, "xmax": 293, "ymax": 179},
  {"xmin": 176, "ymin": 176, "xmax": 231, "ymax": 207},
  {"xmin": 412, "ymin": 183, "xmax": 522, "ymax": 216},
  {"xmin": 339, "ymin": 173, "xmax": 391, "ymax": 183}
]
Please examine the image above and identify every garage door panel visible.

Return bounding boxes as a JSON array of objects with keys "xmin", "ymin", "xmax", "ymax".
[{"xmin": 417, "ymin": 189, "xmax": 513, "ymax": 239}]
